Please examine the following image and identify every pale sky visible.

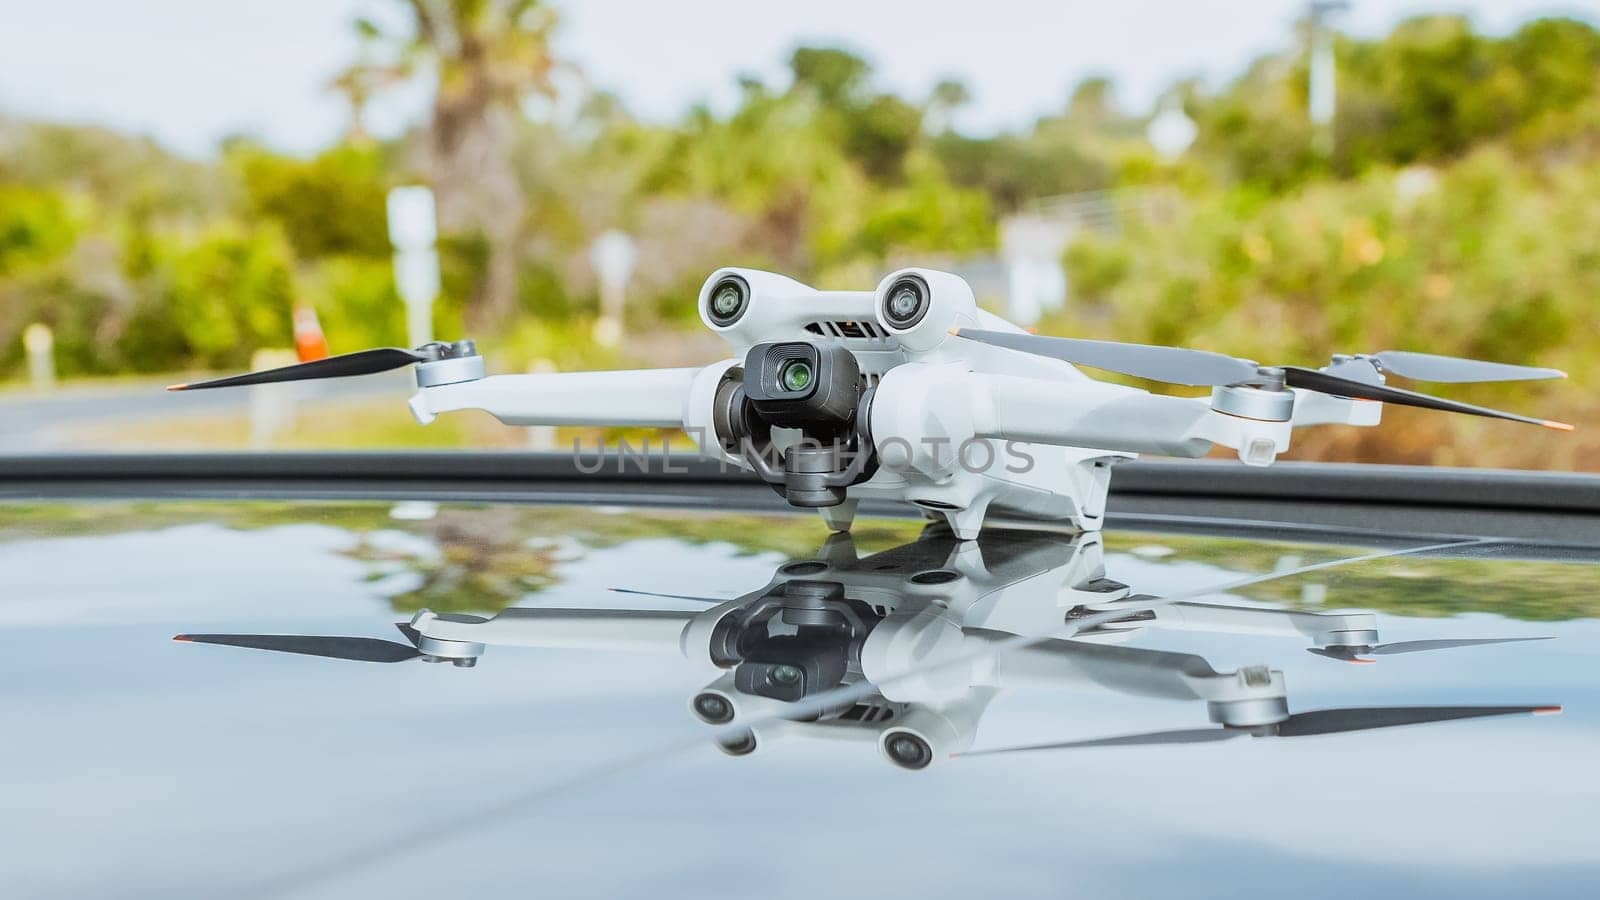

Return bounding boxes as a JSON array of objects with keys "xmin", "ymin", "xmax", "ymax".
[{"xmin": 1, "ymin": 0, "xmax": 1597, "ymax": 157}]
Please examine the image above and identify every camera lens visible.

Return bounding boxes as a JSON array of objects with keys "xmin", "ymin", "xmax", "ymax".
[
  {"xmin": 767, "ymin": 664, "xmax": 804, "ymax": 687},
  {"xmin": 884, "ymin": 731, "xmax": 934, "ymax": 770},
  {"xmin": 707, "ymin": 277, "xmax": 748, "ymax": 326},
  {"xmin": 882, "ymin": 276, "xmax": 930, "ymax": 329},
  {"xmin": 779, "ymin": 359, "xmax": 813, "ymax": 393},
  {"xmin": 692, "ymin": 692, "xmax": 735, "ymax": 724}
]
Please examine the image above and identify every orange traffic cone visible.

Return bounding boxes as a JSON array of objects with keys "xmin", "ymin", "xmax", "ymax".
[{"xmin": 293, "ymin": 306, "xmax": 329, "ymax": 362}]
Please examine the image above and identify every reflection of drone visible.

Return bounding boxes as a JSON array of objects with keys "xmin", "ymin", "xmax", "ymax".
[
  {"xmin": 170, "ymin": 269, "xmax": 1570, "ymax": 539},
  {"xmin": 176, "ymin": 526, "xmax": 1557, "ymax": 770}
]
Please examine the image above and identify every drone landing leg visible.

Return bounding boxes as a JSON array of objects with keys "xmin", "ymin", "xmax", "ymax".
[
  {"xmin": 943, "ymin": 498, "xmax": 992, "ymax": 541},
  {"xmin": 817, "ymin": 498, "xmax": 859, "ymax": 533}
]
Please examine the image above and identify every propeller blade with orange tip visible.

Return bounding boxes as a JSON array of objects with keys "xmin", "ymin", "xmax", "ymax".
[
  {"xmin": 608, "ymin": 587, "xmax": 733, "ymax": 603},
  {"xmin": 172, "ymin": 632, "xmax": 422, "ymax": 663},
  {"xmin": 1281, "ymin": 367, "xmax": 1572, "ymax": 430},
  {"xmin": 1272, "ymin": 705, "xmax": 1559, "ymax": 737},
  {"xmin": 167, "ymin": 347, "xmax": 430, "ymax": 391},
  {"xmin": 957, "ymin": 706, "xmax": 1559, "ymax": 758}
]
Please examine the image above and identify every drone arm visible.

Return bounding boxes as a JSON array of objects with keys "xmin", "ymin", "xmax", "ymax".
[
  {"xmin": 970, "ymin": 372, "xmax": 1220, "ymax": 457},
  {"xmin": 1151, "ymin": 602, "xmax": 1377, "ymax": 641},
  {"xmin": 408, "ymin": 367, "xmax": 704, "ymax": 428},
  {"xmin": 973, "ymin": 631, "xmax": 1220, "ymax": 699},
  {"xmin": 1077, "ymin": 599, "xmax": 1378, "ymax": 642},
  {"xmin": 967, "ymin": 372, "xmax": 1387, "ymax": 454},
  {"xmin": 976, "ymin": 633, "xmax": 1289, "ymax": 708},
  {"xmin": 872, "ymin": 365, "xmax": 1221, "ymax": 466},
  {"xmin": 416, "ymin": 608, "xmax": 703, "ymax": 654}
]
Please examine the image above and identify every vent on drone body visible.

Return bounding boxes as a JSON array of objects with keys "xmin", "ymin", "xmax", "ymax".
[
  {"xmin": 838, "ymin": 701, "xmax": 899, "ymax": 724},
  {"xmin": 803, "ymin": 320, "xmax": 893, "ymax": 341}
]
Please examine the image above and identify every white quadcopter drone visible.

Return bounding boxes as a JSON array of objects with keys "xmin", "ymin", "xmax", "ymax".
[
  {"xmin": 172, "ymin": 267, "xmax": 1571, "ymax": 539},
  {"xmin": 175, "ymin": 525, "xmax": 1558, "ymax": 770}
]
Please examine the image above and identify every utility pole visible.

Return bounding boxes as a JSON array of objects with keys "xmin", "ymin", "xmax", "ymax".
[{"xmin": 1307, "ymin": 1, "xmax": 1350, "ymax": 156}]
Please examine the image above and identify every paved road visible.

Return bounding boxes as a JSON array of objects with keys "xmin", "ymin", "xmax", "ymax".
[{"xmin": 0, "ymin": 372, "xmax": 409, "ymax": 450}]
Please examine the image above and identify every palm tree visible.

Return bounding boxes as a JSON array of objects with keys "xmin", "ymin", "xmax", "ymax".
[
  {"xmin": 327, "ymin": 66, "xmax": 376, "ymax": 144},
  {"xmin": 327, "ymin": 19, "xmax": 396, "ymax": 144},
  {"xmin": 927, "ymin": 78, "xmax": 971, "ymax": 134},
  {"xmin": 349, "ymin": 0, "xmax": 560, "ymax": 327}
]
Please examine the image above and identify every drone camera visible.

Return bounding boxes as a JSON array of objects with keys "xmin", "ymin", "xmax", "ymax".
[
  {"xmin": 735, "ymin": 658, "xmax": 835, "ymax": 703},
  {"xmin": 718, "ymin": 581, "xmax": 880, "ymax": 704},
  {"xmin": 730, "ymin": 340, "xmax": 875, "ymax": 506},
  {"xmin": 742, "ymin": 341, "xmax": 861, "ymax": 431}
]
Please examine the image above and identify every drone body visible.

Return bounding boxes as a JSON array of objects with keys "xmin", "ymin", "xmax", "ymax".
[{"xmin": 176, "ymin": 266, "xmax": 1569, "ymax": 540}]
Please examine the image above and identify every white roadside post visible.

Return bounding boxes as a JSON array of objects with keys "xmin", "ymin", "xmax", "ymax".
[
  {"xmin": 248, "ymin": 347, "xmax": 300, "ymax": 448},
  {"xmin": 387, "ymin": 187, "xmax": 441, "ymax": 350},
  {"xmin": 22, "ymin": 323, "xmax": 55, "ymax": 390},
  {"xmin": 589, "ymin": 229, "xmax": 637, "ymax": 348},
  {"xmin": 1146, "ymin": 101, "xmax": 1197, "ymax": 163},
  {"xmin": 1307, "ymin": 1, "xmax": 1351, "ymax": 154},
  {"xmin": 999, "ymin": 216, "xmax": 1071, "ymax": 327}
]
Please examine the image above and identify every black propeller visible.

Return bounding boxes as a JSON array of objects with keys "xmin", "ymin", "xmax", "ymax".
[
  {"xmin": 609, "ymin": 587, "xmax": 735, "ymax": 604},
  {"xmin": 1308, "ymin": 636, "xmax": 1553, "ymax": 663},
  {"xmin": 953, "ymin": 330, "xmax": 1572, "ymax": 431},
  {"xmin": 167, "ymin": 340, "xmax": 479, "ymax": 391},
  {"xmin": 955, "ymin": 705, "xmax": 1560, "ymax": 757},
  {"xmin": 173, "ymin": 630, "xmax": 423, "ymax": 663},
  {"xmin": 1281, "ymin": 366, "xmax": 1567, "ymax": 429}
]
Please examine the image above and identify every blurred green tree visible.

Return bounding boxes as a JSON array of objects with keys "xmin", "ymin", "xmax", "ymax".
[
  {"xmin": 0, "ymin": 185, "xmax": 76, "ymax": 276},
  {"xmin": 118, "ymin": 225, "xmax": 296, "ymax": 371},
  {"xmin": 1196, "ymin": 15, "xmax": 1600, "ymax": 185},
  {"xmin": 345, "ymin": 0, "xmax": 560, "ymax": 328},
  {"xmin": 228, "ymin": 142, "xmax": 392, "ymax": 260}
]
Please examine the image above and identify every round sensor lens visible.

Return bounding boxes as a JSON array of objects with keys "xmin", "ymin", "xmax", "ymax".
[
  {"xmin": 711, "ymin": 286, "xmax": 741, "ymax": 317},
  {"xmin": 768, "ymin": 664, "xmax": 804, "ymax": 687},
  {"xmin": 779, "ymin": 360, "xmax": 813, "ymax": 392},
  {"xmin": 888, "ymin": 288, "xmax": 920, "ymax": 319},
  {"xmin": 692, "ymin": 692, "xmax": 735, "ymax": 724},
  {"xmin": 884, "ymin": 732, "xmax": 933, "ymax": 770},
  {"xmin": 707, "ymin": 278, "xmax": 748, "ymax": 326},
  {"xmin": 883, "ymin": 277, "xmax": 929, "ymax": 328}
]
